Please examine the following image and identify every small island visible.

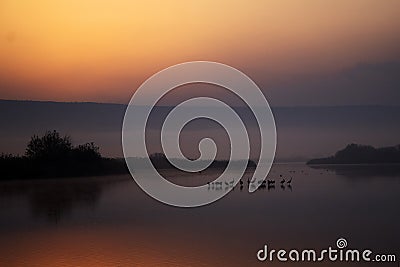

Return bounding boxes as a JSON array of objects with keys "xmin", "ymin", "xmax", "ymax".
[
  {"xmin": 0, "ymin": 130, "xmax": 128, "ymax": 179},
  {"xmin": 307, "ymin": 143, "xmax": 400, "ymax": 165}
]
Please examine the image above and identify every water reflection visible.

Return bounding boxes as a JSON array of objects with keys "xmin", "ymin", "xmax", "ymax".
[
  {"xmin": 0, "ymin": 176, "xmax": 123, "ymax": 224},
  {"xmin": 309, "ymin": 163, "xmax": 400, "ymax": 178},
  {"xmin": 0, "ymin": 164, "xmax": 399, "ymax": 266},
  {"xmin": 29, "ymin": 182, "xmax": 102, "ymax": 223}
]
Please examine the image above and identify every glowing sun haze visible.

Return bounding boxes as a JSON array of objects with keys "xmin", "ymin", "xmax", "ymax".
[{"xmin": 1, "ymin": 0, "xmax": 399, "ymax": 103}]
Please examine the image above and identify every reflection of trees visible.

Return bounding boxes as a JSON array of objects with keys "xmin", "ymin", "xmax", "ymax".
[
  {"xmin": 0, "ymin": 177, "xmax": 125, "ymax": 223},
  {"xmin": 29, "ymin": 181, "xmax": 102, "ymax": 223}
]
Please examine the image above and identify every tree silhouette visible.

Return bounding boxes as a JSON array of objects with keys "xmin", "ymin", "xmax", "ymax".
[
  {"xmin": 1, "ymin": 130, "xmax": 127, "ymax": 179},
  {"xmin": 26, "ymin": 130, "xmax": 72, "ymax": 160}
]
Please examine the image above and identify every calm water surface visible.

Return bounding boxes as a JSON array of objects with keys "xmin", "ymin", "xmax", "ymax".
[{"xmin": 0, "ymin": 164, "xmax": 399, "ymax": 266}]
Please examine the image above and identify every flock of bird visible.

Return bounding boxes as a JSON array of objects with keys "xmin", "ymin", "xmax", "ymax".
[
  {"xmin": 204, "ymin": 168, "xmax": 334, "ymax": 191},
  {"xmin": 207, "ymin": 174, "xmax": 293, "ymax": 191}
]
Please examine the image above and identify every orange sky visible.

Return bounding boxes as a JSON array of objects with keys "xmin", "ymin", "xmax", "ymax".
[{"xmin": 1, "ymin": 0, "xmax": 400, "ymax": 103}]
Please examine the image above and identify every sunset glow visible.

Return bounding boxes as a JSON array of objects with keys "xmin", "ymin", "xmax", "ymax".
[{"xmin": 1, "ymin": 0, "xmax": 400, "ymax": 102}]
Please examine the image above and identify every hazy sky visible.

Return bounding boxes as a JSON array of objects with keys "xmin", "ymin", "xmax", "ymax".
[{"xmin": 1, "ymin": 0, "xmax": 400, "ymax": 105}]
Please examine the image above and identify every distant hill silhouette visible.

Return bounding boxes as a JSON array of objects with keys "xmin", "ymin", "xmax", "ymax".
[
  {"xmin": 1, "ymin": 99, "xmax": 400, "ymax": 162},
  {"xmin": 307, "ymin": 144, "xmax": 400, "ymax": 165}
]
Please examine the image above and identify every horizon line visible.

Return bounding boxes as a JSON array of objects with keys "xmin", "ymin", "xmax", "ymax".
[{"xmin": 1, "ymin": 98, "xmax": 400, "ymax": 109}]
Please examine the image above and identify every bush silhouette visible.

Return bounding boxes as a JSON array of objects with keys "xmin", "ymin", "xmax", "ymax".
[{"xmin": 72, "ymin": 142, "xmax": 101, "ymax": 161}]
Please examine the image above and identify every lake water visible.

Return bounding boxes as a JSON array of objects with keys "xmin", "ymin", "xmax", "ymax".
[{"xmin": 0, "ymin": 163, "xmax": 399, "ymax": 266}]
